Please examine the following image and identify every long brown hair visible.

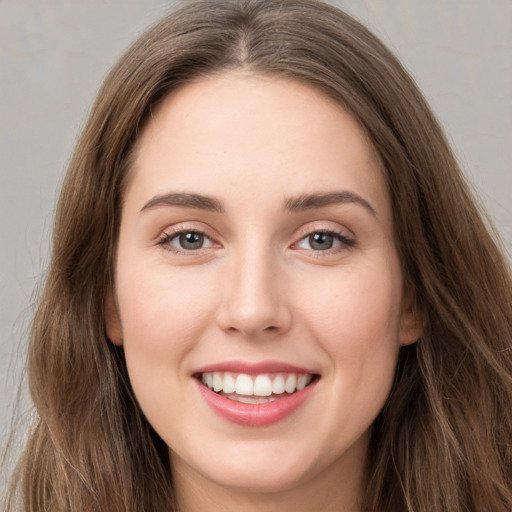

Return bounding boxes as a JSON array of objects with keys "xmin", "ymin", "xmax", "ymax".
[{"xmin": 5, "ymin": 1, "xmax": 512, "ymax": 510}]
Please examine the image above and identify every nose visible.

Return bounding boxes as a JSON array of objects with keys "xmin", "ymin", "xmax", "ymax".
[{"xmin": 216, "ymin": 247, "xmax": 292, "ymax": 338}]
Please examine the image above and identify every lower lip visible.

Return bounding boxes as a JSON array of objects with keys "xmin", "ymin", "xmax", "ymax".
[{"xmin": 194, "ymin": 378, "xmax": 318, "ymax": 427}]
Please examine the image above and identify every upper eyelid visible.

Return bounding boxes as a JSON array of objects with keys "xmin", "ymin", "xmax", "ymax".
[
  {"xmin": 293, "ymin": 221, "xmax": 354, "ymax": 239},
  {"xmin": 158, "ymin": 222, "xmax": 218, "ymax": 240}
]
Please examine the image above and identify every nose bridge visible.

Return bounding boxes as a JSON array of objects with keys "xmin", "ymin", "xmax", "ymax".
[{"xmin": 218, "ymin": 237, "xmax": 290, "ymax": 337}]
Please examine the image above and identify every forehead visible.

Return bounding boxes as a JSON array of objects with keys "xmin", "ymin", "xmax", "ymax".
[{"xmin": 125, "ymin": 72, "xmax": 390, "ymax": 220}]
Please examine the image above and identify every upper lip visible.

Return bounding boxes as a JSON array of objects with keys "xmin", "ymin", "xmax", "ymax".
[{"xmin": 194, "ymin": 360, "xmax": 317, "ymax": 375}]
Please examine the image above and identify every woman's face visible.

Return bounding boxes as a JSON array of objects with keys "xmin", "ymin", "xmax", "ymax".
[{"xmin": 107, "ymin": 73, "xmax": 421, "ymax": 502}]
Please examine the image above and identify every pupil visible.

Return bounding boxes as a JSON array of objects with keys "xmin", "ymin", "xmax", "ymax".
[
  {"xmin": 179, "ymin": 232, "xmax": 204, "ymax": 250},
  {"xmin": 310, "ymin": 232, "xmax": 333, "ymax": 250}
]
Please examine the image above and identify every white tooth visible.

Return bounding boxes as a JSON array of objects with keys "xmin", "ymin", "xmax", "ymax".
[
  {"xmin": 296, "ymin": 375, "xmax": 308, "ymax": 391},
  {"xmin": 225, "ymin": 392, "xmax": 286, "ymax": 404},
  {"xmin": 254, "ymin": 374, "xmax": 273, "ymax": 396},
  {"xmin": 235, "ymin": 374, "xmax": 253, "ymax": 395},
  {"xmin": 236, "ymin": 395, "xmax": 259, "ymax": 404},
  {"xmin": 227, "ymin": 394, "xmax": 273, "ymax": 404},
  {"xmin": 213, "ymin": 372, "xmax": 223, "ymax": 392},
  {"xmin": 223, "ymin": 372, "xmax": 236, "ymax": 394},
  {"xmin": 272, "ymin": 375, "xmax": 285, "ymax": 394},
  {"xmin": 201, "ymin": 373, "xmax": 208, "ymax": 385},
  {"xmin": 206, "ymin": 373, "xmax": 213, "ymax": 389},
  {"xmin": 234, "ymin": 395, "xmax": 252, "ymax": 404},
  {"xmin": 285, "ymin": 374, "xmax": 297, "ymax": 393}
]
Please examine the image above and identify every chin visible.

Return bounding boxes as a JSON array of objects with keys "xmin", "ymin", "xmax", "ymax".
[
  {"xmin": 170, "ymin": 439, "xmax": 318, "ymax": 495},
  {"xmin": 204, "ymin": 462, "xmax": 311, "ymax": 494}
]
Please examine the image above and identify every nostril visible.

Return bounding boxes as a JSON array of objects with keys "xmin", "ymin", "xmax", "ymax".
[{"xmin": 224, "ymin": 324, "xmax": 280, "ymax": 335}]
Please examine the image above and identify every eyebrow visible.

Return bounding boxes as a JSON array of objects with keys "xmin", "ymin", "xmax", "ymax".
[
  {"xmin": 139, "ymin": 190, "xmax": 376, "ymax": 217},
  {"xmin": 284, "ymin": 191, "xmax": 376, "ymax": 216},
  {"xmin": 140, "ymin": 192, "xmax": 225, "ymax": 213}
]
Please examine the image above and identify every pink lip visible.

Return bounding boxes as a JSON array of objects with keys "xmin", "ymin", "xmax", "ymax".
[
  {"xmin": 193, "ymin": 361, "xmax": 319, "ymax": 427},
  {"xmin": 194, "ymin": 360, "xmax": 316, "ymax": 375}
]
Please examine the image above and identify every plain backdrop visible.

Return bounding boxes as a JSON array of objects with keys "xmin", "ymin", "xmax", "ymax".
[{"xmin": 1, "ymin": 0, "xmax": 511, "ymax": 489}]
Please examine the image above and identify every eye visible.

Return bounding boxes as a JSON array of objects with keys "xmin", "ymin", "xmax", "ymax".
[
  {"xmin": 295, "ymin": 231, "xmax": 353, "ymax": 251},
  {"xmin": 159, "ymin": 230, "xmax": 216, "ymax": 252}
]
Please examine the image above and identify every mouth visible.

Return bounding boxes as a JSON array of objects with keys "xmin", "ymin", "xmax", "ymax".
[
  {"xmin": 196, "ymin": 371, "xmax": 318, "ymax": 404},
  {"xmin": 193, "ymin": 361, "xmax": 320, "ymax": 426},
  {"xmin": 192, "ymin": 362, "xmax": 320, "ymax": 426}
]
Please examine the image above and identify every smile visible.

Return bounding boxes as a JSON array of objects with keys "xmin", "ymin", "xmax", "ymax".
[
  {"xmin": 199, "ymin": 372, "xmax": 314, "ymax": 403},
  {"xmin": 193, "ymin": 363, "xmax": 319, "ymax": 426}
]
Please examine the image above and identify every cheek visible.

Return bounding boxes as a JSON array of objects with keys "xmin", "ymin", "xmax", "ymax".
[
  {"xmin": 296, "ymin": 256, "xmax": 403, "ymax": 397},
  {"xmin": 115, "ymin": 261, "xmax": 219, "ymax": 368},
  {"xmin": 302, "ymin": 263, "xmax": 402, "ymax": 345},
  {"xmin": 114, "ymin": 262, "xmax": 222, "ymax": 434}
]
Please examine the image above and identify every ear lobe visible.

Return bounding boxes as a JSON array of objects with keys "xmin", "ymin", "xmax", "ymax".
[
  {"xmin": 399, "ymin": 287, "xmax": 425, "ymax": 346},
  {"xmin": 105, "ymin": 289, "xmax": 123, "ymax": 346}
]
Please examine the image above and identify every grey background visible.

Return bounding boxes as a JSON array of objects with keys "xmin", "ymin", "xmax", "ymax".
[{"xmin": 1, "ymin": 0, "xmax": 511, "ymax": 486}]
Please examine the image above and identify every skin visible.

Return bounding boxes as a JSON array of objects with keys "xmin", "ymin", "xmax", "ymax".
[{"xmin": 106, "ymin": 72, "xmax": 423, "ymax": 512}]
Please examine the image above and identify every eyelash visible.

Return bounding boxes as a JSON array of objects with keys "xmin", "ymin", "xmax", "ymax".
[
  {"xmin": 156, "ymin": 227, "xmax": 355, "ymax": 255},
  {"xmin": 293, "ymin": 229, "xmax": 355, "ymax": 253},
  {"xmin": 157, "ymin": 227, "xmax": 218, "ymax": 255}
]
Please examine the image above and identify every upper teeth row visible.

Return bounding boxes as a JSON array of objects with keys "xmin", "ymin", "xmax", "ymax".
[{"xmin": 201, "ymin": 372, "xmax": 313, "ymax": 396}]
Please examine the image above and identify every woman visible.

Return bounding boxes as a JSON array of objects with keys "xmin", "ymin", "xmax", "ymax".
[{"xmin": 5, "ymin": 0, "xmax": 512, "ymax": 511}]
